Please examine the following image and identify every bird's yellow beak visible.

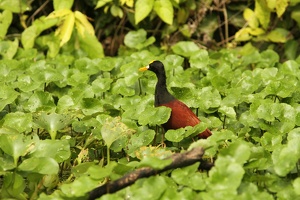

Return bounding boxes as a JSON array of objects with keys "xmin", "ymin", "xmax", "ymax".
[{"xmin": 138, "ymin": 66, "xmax": 149, "ymax": 72}]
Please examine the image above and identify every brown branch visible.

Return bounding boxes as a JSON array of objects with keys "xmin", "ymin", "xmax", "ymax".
[{"xmin": 88, "ymin": 147, "xmax": 208, "ymax": 200}]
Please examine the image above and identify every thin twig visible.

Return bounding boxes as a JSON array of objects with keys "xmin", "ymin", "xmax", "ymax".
[{"xmin": 88, "ymin": 147, "xmax": 206, "ymax": 200}]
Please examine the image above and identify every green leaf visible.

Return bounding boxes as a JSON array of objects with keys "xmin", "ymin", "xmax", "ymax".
[
  {"xmin": 81, "ymin": 98, "xmax": 103, "ymax": 115},
  {"xmin": 218, "ymin": 106, "xmax": 236, "ymax": 119},
  {"xmin": 171, "ymin": 41, "xmax": 200, "ymax": 57},
  {"xmin": 138, "ymin": 106, "xmax": 171, "ymax": 126},
  {"xmin": 171, "ymin": 162, "xmax": 205, "ymax": 190},
  {"xmin": 153, "ymin": 0, "xmax": 174, "ymax": 25},
  {"xmin": 111, "ymin": 78, "xmax": 136, "ymax": 96},
  {"xmin": 0, "ymin": 134, "xmax": 34, "ymax": 165},
  {"xmin": 165, "ymin": 128, "xmax": 186, "ymax": 142},
  {"xmin": 293, "ymin": 178, "xmax": 300, "ymax": 195},
  {"xmin": 110, "ymin": 5, "xmax": 123, "ymax": 18},
  {"xmin": 18, "ymin": 157, "xmax": 59, "ymax": 174},
  {"xmin": 219, "ymin": 141, "xmax": 251, "ymax": 164},
  {"xmin": 17, "ymin": 74, "xmax": 42, "ymax": 92},
  {"xmin": 208, "ymin": 156, "xmax": 245, "ymax": 191},
  {"xmin": 85, "ymin": 161, "xmax": 118, "ymax": 180},
  {"xmin": 267, "ymin": 28, "xmax": 290, "ymax": 43},
  {"xmin": 139, "ymin": 156, "xmax": 172, "ymax": 169},
  {"xmin": 21, "ymin": 17, "xmax": 58, "ymax": 49},
  {"xmin": 260, "ymin": 132, "xmax": 282, "ymax": 151},
  {"xmin": 284, "ymin": 40, "xmax": 299, "ymax": 60},
  {"xmin": 60, "ymin": 175, "xmax": 100, "ymax": 197},
  {"xmin": 127, "ymin": 129, "xmax": 156, "ymax": 156},
  {"xmin": 0, "ymin": 10, "xmax": 12, "ymax": 40},
  {"xmin": 1, "ymin": 172, "xmax": 26, "ymax": 199},
  {"xmin": 275, "ymin": 0, "xmax": 288, "ymax": 17},
  {"xmin": 124, "ymin": 29, "xmax": 155, "ymax": 50},
  {"xmin": 0, "ymin": 0, "xmax": 31, "ymax": 13},
  {"xmin": 25, "ymin": 91, "xmax": 56, "ymax": 112},
  {"xmin": 53, "ymin": 0, "xmax": 74, "ymax": 10},
  {"xmin": 255, "ymin": 0, "xmax": 270, "ymax": 29},
  {"xmin": 30, "ymin": 139, "xmax": 70, "ymax": 162},
  {"xmin": 135, "ymin": 0, "xmax": 154, "ymax": 24},
  {"xmin": 190, "ymin": 49, "xmax": 209, "ymax": 69},
  {"xmin": 33, "ymin": 112, "xmax": 72, "ymax": 140},
  {"xmin": 196, "ymin": 86, "xmax": 221, "ymax": 113},
  {"xmin": 128, "ymin": 176, "xmax": 168, "ymax": 199},
  {"xmin": 0, "ymin": 39, "xmax": 19, "ymax": 59},
  {"xmin": 291, "ymin": 9, "xmax": 300, "ymax": 27},
  {"xmin": 77, "ymin": 30, "xmax": 104, "ymax": 58},
  {"xmin": 165, "ymin": 123, "xmax": 207, "ymax": 142},
  {"xmin": 243, "ymin": 8, "xmax": 259, "ymax": 28},
  {"xmin": 101, "ymin": 116, "xmax": 134, "ymax": 148},
  {"xmin": 2, "ymin": 112, "xmax": 32, "ymax": 133},
  {"xmin": 95, "ymin": 0, "xmax": 112, "ymax": 9},
  {"xmin": 272, "ymin": 128, "xmax": 300, "ymax": 176},
  {"xmin": 0, "ymin": 84, "xmax": 19, "ymax": 111}
]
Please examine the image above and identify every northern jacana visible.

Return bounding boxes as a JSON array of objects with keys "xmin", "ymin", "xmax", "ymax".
[{"xmin": 139, "ymin": 60, "xmax": 212, "ymax": 139}]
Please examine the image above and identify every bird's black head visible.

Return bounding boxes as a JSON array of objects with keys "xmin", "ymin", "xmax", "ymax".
[{"xmin": 139, "ymin": 60, "xmax": 165, "ymax": 75}]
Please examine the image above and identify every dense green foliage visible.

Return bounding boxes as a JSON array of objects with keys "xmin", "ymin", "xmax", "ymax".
[{"xmin": 1, "ymin": 0, "xmax": 300, "ymax": 199}]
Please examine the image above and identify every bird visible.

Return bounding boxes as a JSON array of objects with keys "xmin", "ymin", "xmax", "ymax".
[{"xmin": 139, "ymin": 60, "xmax": 212, "ymax": 139}]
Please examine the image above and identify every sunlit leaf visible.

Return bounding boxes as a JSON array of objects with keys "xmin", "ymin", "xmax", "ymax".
[
  {"xmin": 272, "ymin": 128, "xmax": 300, "ymax": 176},
  {"xmin": 208, "ymin": 156, "xmax": 245, "ymax": 191},
  {"xmin": 139, "ymin": 156, "xmax": 172, "ymax": 169},
  {"xmin": 124, "ymin": 29, "xmax": 155, "ymax": 50},
  {"xmin": 77, "ymin": 30, "xmax": 104, "ymax": 58},
  {"xmin": 2, "ymin": 112, "xmax": 32, "ymax": 133},
  {"xmin": 0, "ymin": 39, "xmax": 19, "ymax": 59},
  {"xmin": 171, "ymin": 163, "xmax": 205, "ymax": 190},
  {"xmin": 267, "ymin": 28, "xmax": 290, "ymax": 43},
  {"xmin": 135, "ymin": 0, "xmax": 154, "ymax": 24},
  {"xmin": 138, "ymin": 106, "xmax": 171, "ymax": 126},
  {"xmin": 53, "ymin": 0, "xmax": 74, "ymax": 10},
  {"xmin": 219, "ymin": 141, "xmax": 250, "ymax": 164},
  {"xmin": 255, "ymin": 0, "xmax": 270, "ymax": 29},
  {"xmin": 243, "ymin": 8, "xmax": 258, "ymax": 28},
  {"xmin": 0, "ymin": 0, "xmax": 31, "ymax": 13},
  {"xmin": 171, "ymin": 41, "xmax": 200, "ymax": 57},
  {"xmin": 153, "ymin": 0, "xmax": 173, "ymax": 25},
  {"xmin": 74, "ymin": 11, "xmax": 95, "ymax": 36}
]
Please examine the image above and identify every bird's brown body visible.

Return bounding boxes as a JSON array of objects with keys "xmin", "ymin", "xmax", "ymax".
[
  {"xmin": 160, "ymin": 100, "xmax": 212, "ymax": 139},
  {"xmin": 139, "ymin": 60, "xmax": 212, "ymax": 139}
]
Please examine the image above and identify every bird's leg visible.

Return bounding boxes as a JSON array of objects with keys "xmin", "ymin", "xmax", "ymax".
[{"xmin": 161, "ymin": 127, "xmax": 166, "ymax": 148}]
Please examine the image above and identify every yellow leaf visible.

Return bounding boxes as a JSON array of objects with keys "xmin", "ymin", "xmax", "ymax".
[
  {"xmin": 276, "ymin": 0, "xmax": 288, "ymax": 17},
  {"xmin": 266, "ymin": 0, "xmax": 276, "ymax": 10},
  {"xmin": 248, "ymin": 27, "xmax": 265, "ymax": 36},
  {"xmin": 124, "ymin": 0, "xmax": 134, "ymax": 7},
  {"xmin": 74, "ymin": 11, "xmax": 95, "ymax": 36},
  {"xmin": 267, "ymin": 28, "xmax": 291, "ymax": 43},
  {"xmin": 95, "ymin": 0, "xmax": 112, "ymax": 9},
  {"xmin": 58, "ymin": 12, "xmax": 75, "ymax": 46},
  {"xmin": 255, "ymin": 0, "xmax": 270, "ymax": 29},
  {"xmin": 235, "ymin": 28, "xmax": 252, "ymax": 42},
  {"xmin": 243, "ymin": 8, "xmax": 259, "ymax": 28},
  {"xmin": 47, "ymin": 9, "xmax": 72, "ymax": 19}
]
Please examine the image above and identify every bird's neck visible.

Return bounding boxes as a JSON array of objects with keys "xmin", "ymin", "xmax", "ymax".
[{"xmin": 155, "ymin": 73, "xmax": 175, "ymax": 106}]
